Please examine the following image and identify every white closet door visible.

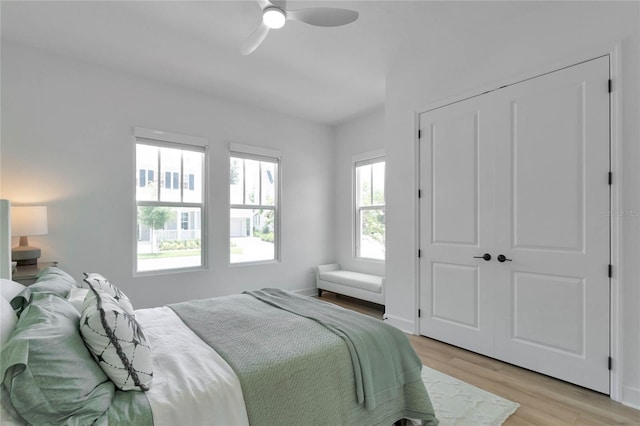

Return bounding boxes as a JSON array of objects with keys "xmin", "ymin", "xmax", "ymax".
[
  {"xmin": 418, "ymin": 95, "xmax": 498, "ymax": 357},
  {"xmin": 492, "ymin": 56, "xmax": 610, "ymax": 393},
  {"xmin": 419, "ymin": 56, "xmax": 610, "ymax": 393}
]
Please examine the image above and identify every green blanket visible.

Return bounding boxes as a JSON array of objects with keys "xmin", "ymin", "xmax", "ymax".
[
  {"xmin": 245, "ymin": 288, "xmax": 425, "ymax": 410},
  {"xmin": 170, "ymin": 291, "xmax": 437, "ymax": 426}
]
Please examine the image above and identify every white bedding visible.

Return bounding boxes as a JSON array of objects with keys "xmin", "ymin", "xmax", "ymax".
[{"xmin": 136, "ymin": 306, "xmax": 249, "ymax": 426}]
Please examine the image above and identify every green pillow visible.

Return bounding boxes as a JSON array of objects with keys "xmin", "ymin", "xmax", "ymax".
[
  {"xmin": 11, "ymin": 267, "xmax": 80, "ymax": 314},
  {"xmin": 1, "ymin": 293, "xmax": 115, "ymax": 425},
  {"xmin": 33, "ymin": 266, "xmax": 80, "ymax": 295}
]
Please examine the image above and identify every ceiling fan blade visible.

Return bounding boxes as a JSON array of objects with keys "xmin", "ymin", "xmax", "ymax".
[
  {"xmin": 241, "ymin": 22, "xmax": 270, "ymax": 55},
  {"xmin": 287, "ymin": 7, "xmax": 358, "ymax": 27},
  {"xmin": 256, "ymin": 0, "xmax": 274, "ymax": 10}
]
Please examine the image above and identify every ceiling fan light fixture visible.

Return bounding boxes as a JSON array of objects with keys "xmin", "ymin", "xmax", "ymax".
[{"xmin": 263, "ymin": 7, "xmax": 286, "ymax": 29}]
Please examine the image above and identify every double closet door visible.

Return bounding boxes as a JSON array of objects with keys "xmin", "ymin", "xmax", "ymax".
[{"xmin": 418, "ymin": 56, "xmax": 610, "ymax": 393}]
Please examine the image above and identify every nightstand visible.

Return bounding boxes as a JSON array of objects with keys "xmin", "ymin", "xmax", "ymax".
[{"xmin": 12, "ymin": 261, "xmax": 59, "ymax": 285}]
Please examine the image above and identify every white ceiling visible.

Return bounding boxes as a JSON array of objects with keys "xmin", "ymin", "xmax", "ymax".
[{"xmin": 2, "ymin": 1, "xmax": 541, "ymax": 125}]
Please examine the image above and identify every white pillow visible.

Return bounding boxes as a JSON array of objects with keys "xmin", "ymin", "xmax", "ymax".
[
  {"xmin": 0, "ymin": 296, "xmax": 18, "ymax": 346},
  {"xmin": 67, "ymin": 287, "xmax": 90, "ymax": 313},
  {"xmin": 79, "ymin": 289, "xmax": 152, "ymax": 391},
  {"xmin": 0, "ymin": 279, "xmax": 26, "ymax": 302},
  {"xmin": 82, "ymin": 273, "xmax": 134, "ymax": 315}
]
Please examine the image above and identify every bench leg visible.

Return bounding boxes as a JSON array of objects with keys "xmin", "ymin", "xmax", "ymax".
[{"xmin": 318, "ymin": 288, "xmax": 322, "ymax": 297}]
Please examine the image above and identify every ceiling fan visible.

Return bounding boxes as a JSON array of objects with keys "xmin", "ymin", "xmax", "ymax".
[{"xmin": 241, "ymin": 0, "xmax": 359, "ymax": 55}]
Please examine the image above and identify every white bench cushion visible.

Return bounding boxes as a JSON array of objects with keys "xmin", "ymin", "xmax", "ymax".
[{"xmin": 319, "ymin": 270, "xmax": 383, "ymax": 294}]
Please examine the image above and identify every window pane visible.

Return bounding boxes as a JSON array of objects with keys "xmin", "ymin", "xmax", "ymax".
[
  {"xmin": 261, "ymin": 162, "xmax": 276, "ymax": 206},
  {"xmin": 230, "ymin": 208, "xmax": 275, "ymax": 263},
  {"xmin": 136, "ymin": 145, "xmax": 158, "ymax": 201},
  {"xmin": 357, "ymin": 164, "xmax": 372, "ymax": 207},
  {"xmin": 173, "ymin": 172, "xmax": 179, "ymax": 190},
  {"xmin": 359, "ymin": 209, "xmax": 385, "ymax": 260},
  {"xmin": 230, "ymin": 157, "xmax": 244, "ymax": 205},
  {"xmin": 160, "ymin": 147, "xmax": 181, "ymax": 202},
  {"xmin": 372, "ymin": 162, "xmax": 385, "ymax": 205},
  {"xmin": 137, "ymin": 206, "xmax": 202, "ymax": 272},
  {"xmin": 244, "ymin": 159, "xmax": 260, "ymax": 205}
]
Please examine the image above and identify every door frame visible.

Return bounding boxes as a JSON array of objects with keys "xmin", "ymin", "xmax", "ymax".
[{"xmin": 415, "ymin": 42, "xmax": 623, "ymax": 402}]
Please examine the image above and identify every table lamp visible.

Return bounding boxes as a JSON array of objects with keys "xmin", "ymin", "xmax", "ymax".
[{"xmin": 11, "ymin": 206, "xmax": 48, "ymax": 266}]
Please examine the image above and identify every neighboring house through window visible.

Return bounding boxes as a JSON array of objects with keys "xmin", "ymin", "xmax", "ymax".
[
  {"xmin": 355, "ymin": 153, "xmax": 385, "ymax": 260},
  {"xmin": 229, "ymin": 143, "xmax": 280, "ymax": 264},
  {"xmin": 134, "ymin": 127, "xmax": 207, "ymax": 274}
]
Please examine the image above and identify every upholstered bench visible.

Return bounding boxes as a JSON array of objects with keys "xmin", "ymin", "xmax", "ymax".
[{"xmin": 315, "ymin": 264, "xmax": 384, "ymax": 305}]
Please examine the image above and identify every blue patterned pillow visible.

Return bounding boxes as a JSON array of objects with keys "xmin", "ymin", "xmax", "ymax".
[{"xmin": 79, "ymin": 287, "xmax": 152, "ymax": 391}]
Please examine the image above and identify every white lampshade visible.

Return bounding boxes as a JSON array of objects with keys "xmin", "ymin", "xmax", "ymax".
[{"xmin": 11, "ymin": 206, "xmax": 48, "ymax": 237}]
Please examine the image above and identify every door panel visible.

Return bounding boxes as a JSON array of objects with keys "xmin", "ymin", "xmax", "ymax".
[
  {"xmin": 431, "ymin": 112, "xmax": 479, "ymax": 246},
  {"xmin": 431, "ymin": 262, "xmax": 479, "ymax": 328},
  {"xmin": 512, "ymin": 271, "xmax": 585, "ymax": 355},
  {"xmin": 420, "ymin": 56, "xmax": 610, "ymax": 393},
  {"xmin": 419, "ymin": 96, "xmax": 496, "ymax": 357},
  {"xmin": 493, "ymin": 56, "xmax": 610, "ymax": 393},
  {"xmin": 511, "ymin": 83, "xmax": 586, "ymax": 252}
]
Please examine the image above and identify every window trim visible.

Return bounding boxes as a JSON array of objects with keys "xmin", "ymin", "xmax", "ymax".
[
  {"xmin": 229, "ymin": 144, "xmax": 282, "ymax": 266},
  {"xmin": 353, "ymin": 150, "xmax": 386, "ymax": 262},
  {"xmin": 133, "ymin": 127, "xmax": 209, "ymax": 276}
]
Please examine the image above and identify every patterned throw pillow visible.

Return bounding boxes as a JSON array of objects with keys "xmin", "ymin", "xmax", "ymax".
[
  {"xmin": 82, "ymin": 273, "xmax": 134, "ymax": 316},
  {"xmin": 80, "ymin": 287, "xmax": 152, "ymax": 391}
]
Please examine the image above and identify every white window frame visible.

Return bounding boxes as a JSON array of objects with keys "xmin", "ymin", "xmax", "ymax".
[
  {"xmin": 133, "ymin": 127, "xmax": 208, "ymax": 276},
  {"xmin": 354, "ymin": 150, "xmax": 386, "ymax": 261},
  {"xmin": 229, "ymin": 143, "xmax": 281, "ymax": 265}
]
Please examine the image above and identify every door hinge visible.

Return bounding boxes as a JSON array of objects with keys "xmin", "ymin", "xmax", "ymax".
[
  {"xmin": 608, "ymin": 264, "xmax": 613, "ymax": 278},
  {"xmin": 608, "ymin": 79, "xmax": 613, "ymax": 93},
  {"xmin": 418, "ymin": 249, "xmax": 422, "ymax": 258},
  {"xmin": 418, "ymin": 309, "xmax": 422, "ymax": 318},
  {"xmin": 418, "ymin": 129, "xmax": 422, "ymax": 139},
  {"xmin": 608, "ymin": 171, "xmax": 613, "ymax": 185},
  {"xmin": 608, "ymin": 356, "xmax": 612, "ymax": 370},
  {"xmin": 418, "ymin": 189, "xmax": 422, "ymax": 198}
]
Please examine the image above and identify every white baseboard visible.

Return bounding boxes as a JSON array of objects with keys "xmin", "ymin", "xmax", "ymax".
[
  {"xmin": 623, "ymin": 386, "xmax": 640, "ymax": 410},
  {"xmin": 292, "ymin": 287, "xmax": 317, "ymax": 297},
  {"xmin": 383, "ymin": 314, "xmax": 416, "ymax": 334}
]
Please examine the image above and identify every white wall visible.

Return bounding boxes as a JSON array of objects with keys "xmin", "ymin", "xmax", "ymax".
[
  {"xmin": 333, "ymin": 107, "xmax": 385, "ymax": 277},
  {"xmin": 383, "ymin": 1, "xmax": 640, "ymax": 407},
  {"xmin": 0, "ymin": 41, "xmax": 335, "ymax": 308}
]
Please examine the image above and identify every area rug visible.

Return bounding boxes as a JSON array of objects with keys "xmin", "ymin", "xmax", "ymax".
[{"xmin": 422, "ymin": 365, "xmax": 520, "ymax": 426}]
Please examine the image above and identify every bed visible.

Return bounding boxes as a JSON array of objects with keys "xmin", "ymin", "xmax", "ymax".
[{"xmin": 0, "ymin": 205, "xmax": 437, "ymax": 425}]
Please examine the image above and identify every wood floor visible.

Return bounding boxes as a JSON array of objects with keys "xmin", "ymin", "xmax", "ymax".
[{"xmin": 318, "ymin": 292, "xmax": 640, "ymax": 426}]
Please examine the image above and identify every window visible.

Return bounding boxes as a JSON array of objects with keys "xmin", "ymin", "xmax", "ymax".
[
  {"xmin": 180, "ymin": 212, "xmax": 189, "ymax": 230},
  {"xmin": 355, "ymin": 157, "xmax": 385, "ymax": 260},
  {"xmin": 134, "ymin": 128, "xmax": 207, "ymax": 274},
  {"xmin": 138, "ymin": 169, "xmax": 154, "ymax": 188},
  {"xmin": 229, "ymin": 145, "xmax": 280, "ymax": 264}
]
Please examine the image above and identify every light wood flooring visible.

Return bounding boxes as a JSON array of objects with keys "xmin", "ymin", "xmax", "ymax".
[{"xmin": 318, "ymin": 292, "xmax": 640, "ymax": 426}]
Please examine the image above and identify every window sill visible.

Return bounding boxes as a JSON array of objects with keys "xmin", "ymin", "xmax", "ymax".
[
  {"xmin": 354, "ymin": 257, "xmax": 385, "ymax": 264},
  {"xmin": 229, "ymin": 259, "xmax": 280, "ymax": 267},
  {"xmin": 134, "ymin": 265, "xmax": 208, "ymax": 278}
]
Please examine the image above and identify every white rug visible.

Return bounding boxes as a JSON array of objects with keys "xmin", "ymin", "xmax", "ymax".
[{"xmin": 422, "ymin": 366, "xmax": 520, "ymax": 426}]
